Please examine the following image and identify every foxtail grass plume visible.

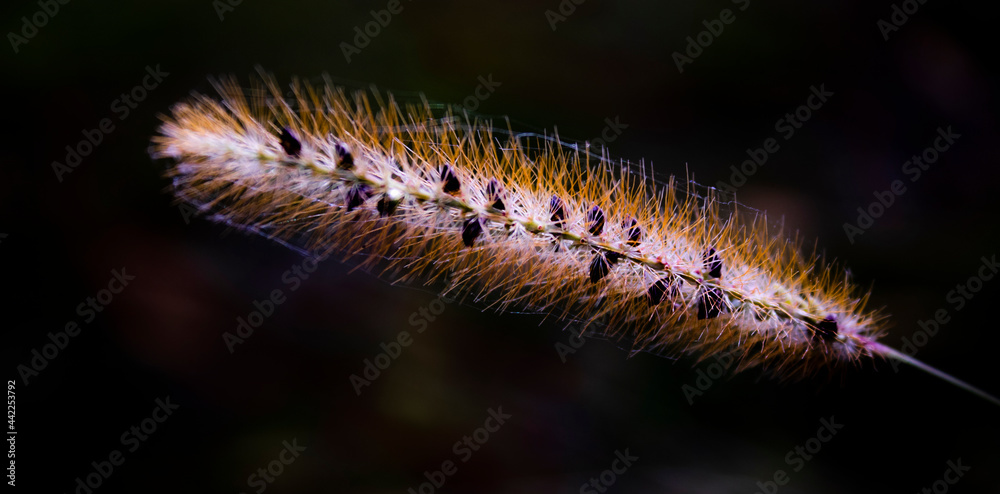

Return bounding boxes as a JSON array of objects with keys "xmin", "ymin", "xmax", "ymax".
[{"xmin": 150, "ymin": 69, "xmax": 999, "ymax": 406}]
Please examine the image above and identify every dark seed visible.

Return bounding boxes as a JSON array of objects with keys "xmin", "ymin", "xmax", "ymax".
[
  {"xmin": 704, "ymin": 248, "xmax": 722, "ymax": 279},
  {"xmin": 605, "ymin": 251, "xmax": 622, "ymax": 263},
  {"xmin": 647, "ymin": 277, "xmax": 678, "ymax": 306},
  {"xmin": 484, "ymin": 179, "xmax": 500, "ymax": 197},
  {"xmin": 589, "ymin": 253, "xmax": 611, "ymax": 283},
  {"xmin": 345, "ymin": 184, "xmax": 371, "ymax": 212},
  {"xmin": 587, "ymin": 206, "xmax": 605, "ymax": 235},
  {"xmin": 377, "ymin": 194, "xmax": 399, "ymax": 216},
  {"xmin": 279, "ymin": 127, "xmax": 301, "ymax": 157},
  {"xmin": 811, "ymin": 315, "xmax": 839, "ymax": 343},
  {"xmin": 625, "ymin": 218, "xmax": 641, "ymax": 247},
  {"xmin": 335, "ymin": 143, "xmax": 354, "ymax": 169},
  {"xmin": 697, "ymin": 286, "xmax": 724, "ymax": 319},
  {"xmin": 440, "ymin": 165, "xmax": 461, "ymax": 194},
  {"xmin": 485, "ymin": 179, "xmax": 505, "ymax": 212},
  {"xmin": 461, "ymin": 217, "xmax": 483, "ymax": 247},
  {"xmin": 549, "ymin": 195, "xmax": 566, "ymax": 227}
]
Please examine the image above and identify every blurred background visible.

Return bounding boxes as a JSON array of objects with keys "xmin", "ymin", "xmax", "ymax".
[{"xmin": 4, "ymin": 0, "xmax": 1000, "ymax": 492}]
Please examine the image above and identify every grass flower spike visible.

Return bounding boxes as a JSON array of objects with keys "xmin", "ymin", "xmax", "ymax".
[{"xmin": 151, "ymin": 70, "xmax": 999, "ymax": 406}]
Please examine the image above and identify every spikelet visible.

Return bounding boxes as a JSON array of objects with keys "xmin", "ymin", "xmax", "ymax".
[{"xmin": 151, "ymin": 71, "xmax": 998, "ymax": 404}]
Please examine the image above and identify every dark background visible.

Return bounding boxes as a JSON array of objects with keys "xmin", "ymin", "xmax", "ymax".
[{"xmin": 4, "ymin": 0, "xmax": 999, "ymax": 493}]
